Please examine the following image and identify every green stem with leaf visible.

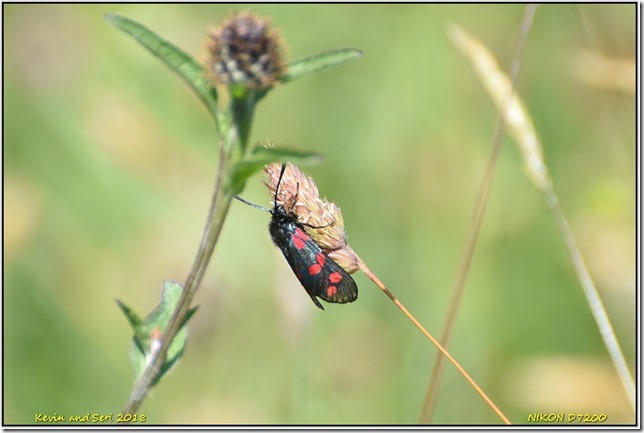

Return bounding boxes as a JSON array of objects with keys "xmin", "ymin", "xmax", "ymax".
[{"xmin": 106, "ymin": 13, "xmax": 362, "ymax": 416}]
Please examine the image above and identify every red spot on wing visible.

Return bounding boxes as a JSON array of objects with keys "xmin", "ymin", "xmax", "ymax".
[
  {"xmin": 316, "ymin": 253, "xmax": 326, "ymax": 266},
  {"xmin": 326, "ymin": 286, "xmax": 338, "ymax": 297},
  {"xmin": 329, "ymin": 272, "xmax": 343, "ymax": 283},
  {"xmin": 308, "ymin": 263, "xmax": 322, "ymax": 275},
  {"xmin": 292, "ymin": 228, "xmax": 307, "ymax": 250}
]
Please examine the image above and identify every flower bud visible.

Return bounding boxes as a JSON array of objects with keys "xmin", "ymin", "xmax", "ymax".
[{"xmin": 205, "ymin": 12, "xmax": 284, "ymax": 90}]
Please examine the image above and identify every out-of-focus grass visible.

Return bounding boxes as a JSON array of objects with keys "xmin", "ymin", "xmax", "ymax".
[{"xmin": 4, "ymin": 4, "xmax": 635, "ymax": 424}]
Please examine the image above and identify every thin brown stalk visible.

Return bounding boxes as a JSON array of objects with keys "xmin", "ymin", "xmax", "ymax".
[
  {"xmin": 357, "ymin": 257, "xmax": 511, "ymax": 425},
  {"xmin": 450, "ymin": 12, "xmax": 634, "ymax": 413},
  {"xmin": 428, "ymin": 3, "xmax": 634, "ymax": 418},
  {"xmin": 419, "ymin": 5, "xmax": 538, "ymax": 423}
]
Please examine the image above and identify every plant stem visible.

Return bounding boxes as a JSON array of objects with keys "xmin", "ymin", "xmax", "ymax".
[
  {"xmin": 544, "ymin": 185, "xmax": 635, "ymax": 409},
  {"xmin": 357, "ymin": 258, "xmax": 511, "ymax": 425},
  {"xmin": 418, "ymin": 112, "xmax": 504, "ymax": 424},
  {"xmin": 122, "ymin": 136, "xmax": 235, "ymax": 416},
  {"xmin": 232, "ymin": 92, "xmax": 258, "ymax": 156},
  {"xmin": 420, "ymin": 5, "xmax": 538, "ymax": 423}
]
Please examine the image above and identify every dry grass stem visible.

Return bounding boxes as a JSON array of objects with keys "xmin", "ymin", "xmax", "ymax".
[
  {"xmin": 449, "ymin": 22, "xmax": 635, "ymax": 411},
  {"xmin": 263, "ymin": 161, "xmax": 510, "ymax": 423},
  {"xmin": 356, "ymin": 257, "xmax": 511, "ymax": 425},
  {"xmin": 420, "ymin": 7, "xmax": 538, "ymax": 423},
  {"xmin": 448, "ymin": 22, "xmax": 548, "ymax": 192}
]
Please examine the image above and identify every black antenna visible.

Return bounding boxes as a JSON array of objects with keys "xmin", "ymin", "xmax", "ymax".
[
  {"xmin": 274, "ymin": 163, "xmax": 287, "ymax": 207},
  {"xmin": 232, "ymin": 163, "xmax": 288, "ymax": 213}
]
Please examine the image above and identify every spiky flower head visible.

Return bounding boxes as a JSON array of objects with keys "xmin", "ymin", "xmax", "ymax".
[
  {"xmin": 205, "ymin": 12, "xmax": 285, "ymax": 90},
  {"xmin": 264, "ymin": 162, "xmax": 359, "ymax": 274}
]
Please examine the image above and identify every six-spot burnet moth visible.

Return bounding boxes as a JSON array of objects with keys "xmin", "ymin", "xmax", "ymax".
[{"xmin": 234, "ymin": 163, "xmax": 358, "ymax": 310}]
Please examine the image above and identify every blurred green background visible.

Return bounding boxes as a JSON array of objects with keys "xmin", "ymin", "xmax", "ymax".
[{"xmin": 4, "ymin": 4, "xmax": 635, "ymax": 425}]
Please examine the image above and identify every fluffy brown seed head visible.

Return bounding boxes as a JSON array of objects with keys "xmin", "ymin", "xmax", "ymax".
[
  {"xmin": 205, "ymin": 12, "xmax": 284, "ymax": 89},
  {"xmin": 264, "ymin": 162, "xmax": 359, "ymax": 274}
]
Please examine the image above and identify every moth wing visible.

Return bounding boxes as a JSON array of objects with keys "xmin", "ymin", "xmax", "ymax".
[
  {"xmin": 278, "ymin": 242, "xmax": 325, "ymax": 310},
  {"xmin": 280, "ymin": 226, "xmax": 358, "ymax": 308}
]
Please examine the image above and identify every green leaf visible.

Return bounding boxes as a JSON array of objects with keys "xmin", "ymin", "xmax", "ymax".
[
  {"xmin": 116, "ymin": 300, "xmax": 143, "ymax": 331},
  {"xmin": 229, "ymin": 145, "xmax": 324, "ymax": 194},
  {"xmin": 181, "ymin": 305, "xmax": 200, "ymax": 329},
  {"xmin": 118, "ymin": 281, "xmax": 198, "ymax": 386},
  {"xmin": 105, "ymin": 14, "xmax": 219, "ymax": 119},
  {"xmin": 280, "ymin": 48, "xmax": 364, "ymax": 84}
]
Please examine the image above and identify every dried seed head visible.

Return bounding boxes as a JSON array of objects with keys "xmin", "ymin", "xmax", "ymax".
[
  {"xmin": 264, "ymin": 162, "xmax": 359, "ymax": 274},
  {"xmin": 205, "ymin": 12, "xmax": 285, "ymax": 90},
  {"xmin": 449, "ymin": 23, "xmax": 550, "ymax": 191}
]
